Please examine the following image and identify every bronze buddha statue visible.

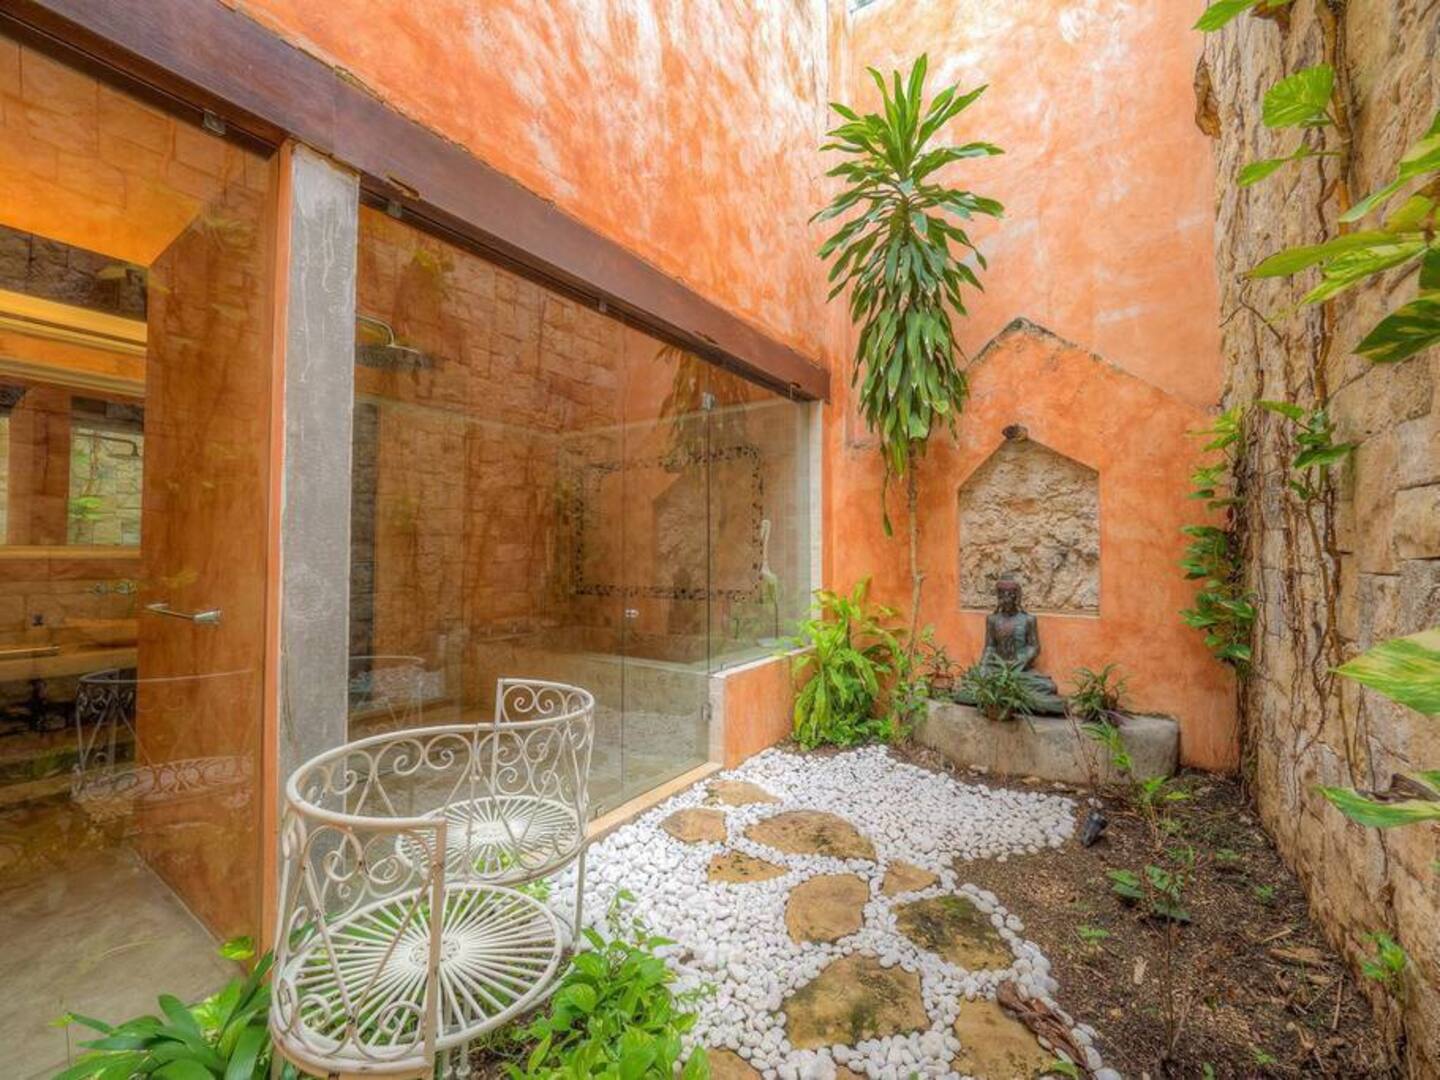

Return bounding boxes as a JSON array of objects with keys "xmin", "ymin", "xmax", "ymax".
[{"xmin": 955, "ymin": 577, "xmax": 1067, "ymax": 715}]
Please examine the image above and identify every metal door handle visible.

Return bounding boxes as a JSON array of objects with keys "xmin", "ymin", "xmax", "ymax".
[{"xmin": 146, "ymin": 602, "xmax": 222, "ymax": 627}]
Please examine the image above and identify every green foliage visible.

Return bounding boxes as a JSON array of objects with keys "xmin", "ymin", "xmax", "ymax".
[
  {"xmin": 785, "ymin": 579, "xmax": 902, "ymax": 748},
  {"xmin": 1076, "ymin": 925, "xmax": 1112, "ymax": 948},
  {"xmin": 1251, "ymin": 109, "xmax": 1440, "ymax": 365},
  {"xmin": 1262, "ymin": 64, "xmax": 1335, "ymax": 129},
  {"xmin": 1252, "ymin": 883, "xmax": 1278, "ymax": 905},
  {"xmin": 509, "ymin": 893, "xmax": 709, "ymax": 1080},
  {"xmin": 957, "ymin": 661, "xmax": 1039, "ymax": 723},
  {"xmin": 814, "ymin": 54, "xmax": 1003, "ymax": 480},
  {"xmin": 1181, "ymin": 408, "xmax": 1254, "ymax": 668},
  {"xmin": 1082, "ymin": 717, "xmax": 1133, "ymax": 778},
  {"xmin": 1068, "ymin": 663, "xmax": 1129, "ymax": 724},
  {"xmin": 54, "ymin": 950, "xmax": 292, "ymax": 1080},
  {"xmin": 1360, "ymin": 931, "xmax": 1409, "ymax": 1001},
  {"xmin": 1107, "ymin": 862, "xmax": 1192, "ymax": 923},
  {"xmin": 1256, "ymin": 400, "xmax": 1356, "ymax": 501},
  {"xmin": 1193, "ymin": 0, "xmax": 1293, "ymax": 31},
  {"xmin": 1317, "ymin": 630, "xmax": 1440, "ymax": 834}
]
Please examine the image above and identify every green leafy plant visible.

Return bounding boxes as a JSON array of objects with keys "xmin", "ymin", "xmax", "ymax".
[
  {"xmin": 508, "ymin": 892, "xmax": 709, "ymax": 1080},
  {"xmin": 1249, "ymin": 109, "xmax": 1440, "ymax": 364},
  {"xmin": 1256, "ymin": 400, "xmax": 1356, "ymax": 501},
  {"xmin": 55, "ymin": 943, "xmax": 293, "ymax": 1080},
  {"xmin": 957, "ymin": 661, "xmax": 1039, "ymax": 723},
  {"xmin": 1107, "ymin": 862, "xmax": 1191, "ymax": 923},
  {"xmin": 1076, "ymin": 925, "xmax": 1112, "ymax": 949},
  {"xmin": 1082, "ymin": 717, "xmax": 1134, "ymax": 780},
  {"xmin": 1359, "ymin": 931, "xmax": 1409, "ymax": 1003},
  {"xmin": 1318, "ymin": 629, "xmax": 1440, "ymax": 830},
  {"xmin": 1180, "ymin": 407, "xmax": 1254, "ymax": 668},
  {"xmin": 1252, "ymin": 883, "xmax": 1278, "ymax": 906},
  {"xmin": 785, "ymin": 579, "xmax": 902, "ymax": 748},
  {"xmin": 814, "ymin": 54, "xmax": 1003, "ymax": 661},
  {"xmin": 1237, "ymin": 63, "xmax": 1343, "ymax": 187},
  {"xmin": 1068, "ymin": 664, "xmax": 1129, "ymax": 725},
  {"xmin": 1193, "ymin": 0, "xmax": 1294, "ymax": 32}
]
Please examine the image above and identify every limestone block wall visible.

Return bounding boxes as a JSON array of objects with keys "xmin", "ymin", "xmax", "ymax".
[{"xmin": 1202, "ymin": 3, "xmax": 1440, "ymax": 1068}]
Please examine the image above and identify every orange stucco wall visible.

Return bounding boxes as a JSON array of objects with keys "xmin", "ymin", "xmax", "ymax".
[
  {"xmin": 236, "ymin": 0, "xmax": 832, "ymax": 363},
  {"xmin": 826, "ymin": 1, "xmax": 1234, "ymax": 768}
]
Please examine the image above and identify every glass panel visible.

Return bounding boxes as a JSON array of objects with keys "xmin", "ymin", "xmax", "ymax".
[
  {"xmin": 706, "ymin": 366, "xmax": 814, "ymax": 670},
  {"xmin": 616, "ymin": 335, "xmax": 711, "ymax": 803},
  {"xmin": 0, "ymin": 34, "xmax": 276, "ymax": 1075}
]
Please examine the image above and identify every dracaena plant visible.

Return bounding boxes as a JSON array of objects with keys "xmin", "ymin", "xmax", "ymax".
[{"xmin": 814, "ymin": 54, "xmax": 1002, "ymax": 658}]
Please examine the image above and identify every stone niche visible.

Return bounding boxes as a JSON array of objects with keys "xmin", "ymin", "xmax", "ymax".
[{"xmin": 957, "ymin": 438, "xmax": 1099, "ymax": 614}]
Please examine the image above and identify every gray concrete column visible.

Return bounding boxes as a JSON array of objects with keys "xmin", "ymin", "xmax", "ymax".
[{"xmin": 277, "ymin": 144, "xmax": 359, "ymax": 789}]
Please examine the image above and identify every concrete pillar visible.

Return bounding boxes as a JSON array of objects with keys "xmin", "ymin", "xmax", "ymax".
[{"xmin": 276, "ymin": 144, "xmax": 358, "ymax": 788}]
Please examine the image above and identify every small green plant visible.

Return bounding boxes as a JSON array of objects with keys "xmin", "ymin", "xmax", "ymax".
[
  {"xmin": 1107, "ymin": 863, "xmax": 1192, "ymax": 924},
  {"xmin": 784, "ymin": 579, "xmax": 902, "ymax": 749},
  {"xmin": 1256, "ymin": 400, "xmax": 1356, "ymax": 501},
  {"xmin": 1252, "ymin": 883, "xmax": 1278, "ymax": 906},
  {"xmin": 1081, "ymin": 717, "xmax": 1134, "ymax": 780},
  {"xmin": 957, "ymin": 661, "xmax": 1040, "ymax": 722},
  {"xmin": 508, "ymin": 892, "xmax": 710, "ymax": 1080},
  {"xmin": 1180, "ymin": 407, "xmax": 1254, "ymax": 669},
  {"xmin": 1076, "ymin": 925, "xmax": 1112, "ymax": 949},
  {"xmin": 1193, "ymin": 0, "xmax": 1294, "ymax": 32},
  {"xmin": 1251, "ymin": 1046, "xmax": 1278, "ymax": 1067},
  {"xmin": 1068, "ymin": 664, "xmax": 1129, "ymax": 724},
  {"xmin": 1043, "ymin": 1059, "xmax": 1082, "ymax": 1079},
  {"xmin": 1360, "ymin": 931, "xmax": 1409, "ymax": 1003},
  {"xmin": 54, "ymin": 941, "xmax": 293, "ymax": 1080},
  {"xmin": 1214, "ymin": 847, "xmax": 1242, "ymax": 870}
]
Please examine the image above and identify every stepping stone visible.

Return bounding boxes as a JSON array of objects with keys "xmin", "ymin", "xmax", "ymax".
[
  {"xmin": 784, "ymin": 953, "xmax": 928, "ymax": 1049},
  {"xmin": 895, "ymin": 895, "xmax": 1013, "ymax": 970},
  {"xmin": 835, "ymin": 1070, "xmax": 865, "ymax": 1080},
  {"xmin": 881, "ymin": 859, "xmax": 938, "ymax": 896},
  {"xmin": 661, "ymin": 808, "xmax": 727, "ymax": 844},
  {"xmin": 952, "ymin": 999, "xmax": 1055, "ymax": 1078},
  {"xmin": 784, "ymin": 873, "xmax": 868, "ymax": 943},
  {"xmin": 744, "ymin": 810, "xmax": 875, "ymax": 861},
  {"xmin": 706, "ymin": 1048, "xmax": 760, "ymax": 1080},
  {"xmin": 709, "ymin": 850, "xmax": 786, "ymax": 884},
  {"xmin": 707, "ymin": 779, "xmax": 780, "ymax": 806}
]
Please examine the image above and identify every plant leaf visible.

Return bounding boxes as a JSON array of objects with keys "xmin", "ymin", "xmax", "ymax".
[
  {"xmin": 1334, "ymin": 629, "xmax": 1440, "ymax": 713},
  {"xmin": 1354, "ymin": 293, "xmax": 1440, "ymax": 364},
  {"xmin": 1262, "ymin": 65, "xmax": 1334, "ymax": 129}
]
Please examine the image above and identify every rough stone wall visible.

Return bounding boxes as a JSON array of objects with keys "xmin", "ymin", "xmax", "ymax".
[
  {"xmin": 1202, "ymin": 3, "xmax": 1440, "ymax": 1069},
  {"xmin": 956, "ymin": 438, "xmax": 1100, "ymax": 615}
]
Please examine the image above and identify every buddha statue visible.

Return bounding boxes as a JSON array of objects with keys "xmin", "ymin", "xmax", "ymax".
[{"xmin": 955, "ymin": 577, "xmax": 1067, "ymax": 715}]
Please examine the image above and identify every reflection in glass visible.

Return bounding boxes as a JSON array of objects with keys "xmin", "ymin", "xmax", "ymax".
[{"xmin": 0, "ymin": 32, "xmax": 276, "ymax": 1076}]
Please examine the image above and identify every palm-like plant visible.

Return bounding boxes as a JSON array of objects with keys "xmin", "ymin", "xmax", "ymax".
[{"xmin": 814, "ymin": 55, "xmax": 1003, "ymax": 655}]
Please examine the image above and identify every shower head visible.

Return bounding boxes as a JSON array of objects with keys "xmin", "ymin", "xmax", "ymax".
[{"xmin": 355, "ymin": 314, "xmax": 434, "ymax": 372}]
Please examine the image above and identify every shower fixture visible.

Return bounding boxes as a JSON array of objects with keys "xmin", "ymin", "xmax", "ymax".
[{"xmin": 355, "ymin": 314, "xmax": 434, "ymax": 372}]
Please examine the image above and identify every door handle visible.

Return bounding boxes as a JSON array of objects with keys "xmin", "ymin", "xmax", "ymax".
[{"xmin": 145, "ymin": 602, "xmax": 222, "ymax": 627}]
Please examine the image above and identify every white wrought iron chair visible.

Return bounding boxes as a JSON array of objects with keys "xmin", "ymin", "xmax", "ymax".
[{"xmin": 271, "ymin": 678, "xmax": 594, "ymax": 1078}]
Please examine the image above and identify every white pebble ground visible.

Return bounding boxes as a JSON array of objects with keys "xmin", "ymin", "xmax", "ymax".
[{"xmin": 548, "ymin": 745, "xmax": 1116, "ymax": 1080}]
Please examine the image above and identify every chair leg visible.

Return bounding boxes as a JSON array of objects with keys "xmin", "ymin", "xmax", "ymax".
[{"xmin": 573, "ymin": 845, "xmax": 587, "ymax": 942}]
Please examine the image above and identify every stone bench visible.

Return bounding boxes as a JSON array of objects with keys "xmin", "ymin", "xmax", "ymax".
[{"xmin": 916, "ymin": 700, "xmax": 1179, "ymax": 786}]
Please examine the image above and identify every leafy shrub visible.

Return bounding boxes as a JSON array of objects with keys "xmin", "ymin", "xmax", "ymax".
[
  {"xmin": 508, "ymin": 892, "xmax": 709, "ymax": 1080},
  {"xmin": 1068, "ymin": 664, "xmax": 1128, "ymax": 724},
  {"xmin": 785, "ymin": 579, "xmax": 903, "ymax": 748},
  {"xmin": 957, "ymin": 661, "xmax": 1039, "ymax": 723},
  {"xmin": 55, "ymin": 945, "xmax": 292, "ymax": 1080},
  {"xmin": 1360, "ymin": 931, "xmax": 1409, "ymax": 1003}
]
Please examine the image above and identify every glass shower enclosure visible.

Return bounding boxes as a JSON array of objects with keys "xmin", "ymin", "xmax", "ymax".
[{"xmin": 348, "ymin": 207, "xmax": 812, "ymax": 813}]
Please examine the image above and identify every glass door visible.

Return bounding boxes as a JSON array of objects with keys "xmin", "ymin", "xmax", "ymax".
[
  {"xmin": 616, "ymin": 333, "xmax": 712, "ymax": 803},
  {"xmin": 0, "ymin": 33, "xmax": 277, "ymax": 1076}
]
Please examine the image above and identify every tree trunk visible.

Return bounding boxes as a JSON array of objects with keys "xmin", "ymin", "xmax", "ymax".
[{"xmin": 906, "ymin": 447, "xmax": 924, "ymax": 667}]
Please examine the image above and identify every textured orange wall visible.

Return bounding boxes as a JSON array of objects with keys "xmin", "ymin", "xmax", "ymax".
[
  {"xmin": 235, "ymin": 0, "xmax": 831, "ymax": 362},
  {"xmin": 825, "ymin": 0, "xmax": 1234, "ymax": 768}
]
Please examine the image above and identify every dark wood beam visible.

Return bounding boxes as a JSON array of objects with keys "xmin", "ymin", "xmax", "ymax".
[{"xmin": 0, "ymin": 0, "xmax": 828, "ymax": 401}]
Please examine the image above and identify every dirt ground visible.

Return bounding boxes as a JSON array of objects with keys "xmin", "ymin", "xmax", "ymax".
[{"xmin": 893, "ymin": 741, "xmax": 1397, "ymax": 1078}]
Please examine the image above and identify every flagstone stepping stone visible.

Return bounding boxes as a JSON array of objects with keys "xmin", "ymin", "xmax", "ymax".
[
  {"xmin": 783, "ymin": 953, "xmax": 928, "ymax": 1049},
  {"xmin": 706, "ymin": 779, "xmax": 780, "ymax": 806},
  {"xmin": 743, "ymin": 810, "xmax": 875, "ymax": 861},
  {"xmin": 661, "ymin": 807, "xmax": 728, "ymax": 844},
  {"xmin": 784, "ymin": 873, "xmax": 869, "ymax": 943},
  {"xmin": 706, "ymin": 1048, "xmax": 760, "ymax": 1080},
  {"xmin": 881, "ymin": 859, "xmax": 939, "ymax": 896},
  {"xmin": 708, "ymin": 850, "xmax": 787, "ymax": 884},
  {"xmin": 895, "ymin": 894, "xmax": 1013, "ymax": 970},
  {"xmin": 952, "ymin": 998, "xmax": 1055, "ymax": 1078}
]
